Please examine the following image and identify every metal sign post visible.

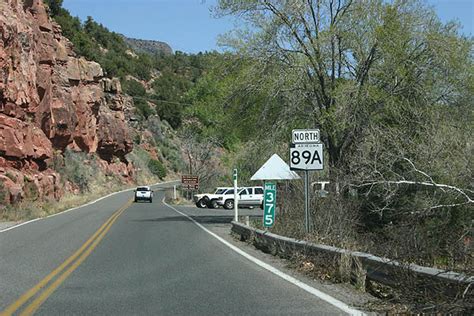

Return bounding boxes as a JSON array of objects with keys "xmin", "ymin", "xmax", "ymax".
[
  {"xmin": 290, "ymin": 129, "xmax": 323, "ymax": 234},
  {"xmin": 233, "ymin": 169, "xmax": 238, "ymax": 222},
  {"xmin": 304, "ymin": 171, "xmax": 310, "ymax": 233}
]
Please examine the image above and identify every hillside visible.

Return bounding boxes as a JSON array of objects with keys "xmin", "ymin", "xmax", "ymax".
[
  {"xmin": 0, "ymin": 0, "xmax": 224, "ymax": 216},
  {"xmin": 123, "ymin": 36, "xmax": 173, "ymax": 55},
  {"xmin": 0, "ymin": 0, "xmax": 135, "ymax": 203},
  {"xmin": 0, "ymin": 0, "xmax": 183, "ymax": 218}
]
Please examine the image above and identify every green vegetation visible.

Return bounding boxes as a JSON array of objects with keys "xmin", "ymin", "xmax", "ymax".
[
  {"xmin": 44, "ymin": 0, "xmax": 472, "ymax": 291},
  {"xmin": 45, "ymin": 0, "xmax": 216, "ymax": 128},
  {"xmin": 181, "ymin": 0, "xmax": 474, "ymax": 281},
  {"xmin": 52, "ymin": 149, "xmax": 99, "ymax": 193},
  {"xmin": 148, "ymin": 159, "xmax": 167, "ymax": 179},
  {"xmin": 0, "ymin": 182, "xmax": 6, "ymax": 204}
]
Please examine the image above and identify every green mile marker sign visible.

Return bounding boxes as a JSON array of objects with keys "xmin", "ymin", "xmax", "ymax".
[{"xmin": 264, "ymin": 182, "xmax": 276, "ymax": 228}]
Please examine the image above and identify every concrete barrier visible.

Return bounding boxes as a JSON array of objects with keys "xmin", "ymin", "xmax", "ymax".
[{"xmin": 231, "ymin": 221, "xmax": 473, "ymax": 297}]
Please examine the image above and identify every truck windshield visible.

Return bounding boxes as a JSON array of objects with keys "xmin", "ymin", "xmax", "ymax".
[
  {"xmin": 214, "ymin": 189, "xmax": 226, "ymax": 194},
  {"xmin": 137, "ymin": 187, "xmax": 150, "ymax": 191}
]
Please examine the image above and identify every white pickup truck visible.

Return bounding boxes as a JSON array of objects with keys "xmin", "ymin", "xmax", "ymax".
[
  {"xmin": 134, "ymin": 186, "xmax": 153, "ymax": 203},
  {"xmin": 193, "ymin": 187, "xmax": 234, "ymax": 209},
  {"xmin": 217, "ymin": 186, "xmax": 264, "ymax": 209}
]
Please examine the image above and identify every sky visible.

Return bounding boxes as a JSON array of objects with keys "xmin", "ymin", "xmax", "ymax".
[{"xmin": 62, "ymin": 0, "xmax": 473, "ymax": 54}]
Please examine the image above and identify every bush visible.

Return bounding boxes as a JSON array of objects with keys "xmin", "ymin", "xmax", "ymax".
[
  {"xmin": 52, "ymin": 149, "xmax": 97, "ymax": 193},
  {"xmin": 123, "ymin": 79, "xmax": 146, "ymax": 97},
  {"xmin": 0, "ymin": 182, "xmax": 6, "ymax": 204},
  {"xmin": 148, "ymin": 159, "xmax": 167, "ymax": 179},
  {"xmin": 134, "ymin": 99, "xmax": 155, "ymax": 119}
]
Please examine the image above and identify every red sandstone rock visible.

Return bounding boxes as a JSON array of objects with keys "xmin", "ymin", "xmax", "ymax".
[{"xmin": 0, "ymin": 0, "xmax": 134, "ymax": 205}]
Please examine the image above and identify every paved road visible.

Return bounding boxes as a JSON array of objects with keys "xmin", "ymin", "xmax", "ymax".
[{"xmin": 1, "ymin": 183, "xmax": 355, "ymax": 315}]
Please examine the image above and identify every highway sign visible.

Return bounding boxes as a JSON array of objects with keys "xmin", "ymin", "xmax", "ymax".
[
  {"xmin": 290, "ymin": 143, "xmax": 323, "ymax": 170},
  {"xmin": 292, "ymin": 129, "xmax": 320, "ymax": 144},
  {"xmin": 263, "ymin": 182, "xmax": 276, "ymax": 227},
  {"xmin": 181, "ymin": 175, "xmax": 199, "ymax": 190}
]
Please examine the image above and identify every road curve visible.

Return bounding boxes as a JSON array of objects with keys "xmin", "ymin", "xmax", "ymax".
[{"xmin": 1, "ymin": 184, "xmax": 357, "ymax": 315}]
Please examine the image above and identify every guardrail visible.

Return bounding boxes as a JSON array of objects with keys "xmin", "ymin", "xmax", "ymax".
[{"xmin": 231, "ymin": 221, "xmax": 473, "ymax": 298}]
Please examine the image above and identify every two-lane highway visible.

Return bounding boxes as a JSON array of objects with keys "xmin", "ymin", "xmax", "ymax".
[{"xmin": 1, "ymin": 184, "xmax": 361, "ymax": 315}]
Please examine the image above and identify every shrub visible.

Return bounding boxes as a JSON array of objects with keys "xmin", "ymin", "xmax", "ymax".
[
  {"xmin": 0, "ymin": 182, "xmax": 6, "ymax": 204},
  {"xmin": 122, "ymin": 79, "xmax": 146, "ymax": 97},
  {"xmin": 52, "ymin": 149, "xmax": 96, "ymax": 193},
  {"xmin": 148, "ymin": 159, "xmax": 167, "ymax": 179},
  {"xmin": 134, "ymin": 99, "xmax": 155, "ymax": 119},
  {"xmin": 24, "ymin": 181, "xmax": 39, "ymax": 201}
]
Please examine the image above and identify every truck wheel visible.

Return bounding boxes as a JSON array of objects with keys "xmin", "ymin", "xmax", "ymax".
[
  {"xmin": 208, "ymin": 199, "xmax": 218, "ymax": 209},
  {"xmin": 196, "ymin": 199, "xmax": 207, "ymax": 208},
  {"xmin": 224, "ymin": 199, "xmax": 234, "ymax": 210}
]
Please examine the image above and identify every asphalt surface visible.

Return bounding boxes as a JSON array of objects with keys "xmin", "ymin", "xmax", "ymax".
[{"xmin": 1, "ymin": 183, "xmax": 354, "ymax": 315}]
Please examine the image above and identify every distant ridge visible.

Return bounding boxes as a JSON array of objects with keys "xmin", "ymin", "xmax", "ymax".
[{"xmin": 122, "ymin": 36, "xmax": 173, "ymax": 55}]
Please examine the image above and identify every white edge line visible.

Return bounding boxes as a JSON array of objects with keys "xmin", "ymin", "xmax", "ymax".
[
  {"xmin": 0, "ymin": 180, "xmax": 178, "ymax": 233},
  {"xmin": 162, "ymin": 197, "xmax": 366, "ymax": 316}
]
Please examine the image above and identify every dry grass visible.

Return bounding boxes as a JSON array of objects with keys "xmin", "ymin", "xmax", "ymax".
[{"xmin": 0, "ymin": 180, "xmax": 131, "ymax": 222}]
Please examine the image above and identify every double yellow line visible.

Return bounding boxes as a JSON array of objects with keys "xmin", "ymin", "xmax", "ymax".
[{"xmin": 1, "ymin": 199, "xmax": 132, "ymax": 316}]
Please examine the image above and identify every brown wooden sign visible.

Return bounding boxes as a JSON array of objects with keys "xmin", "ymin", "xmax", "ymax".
[{"xmin": 181, "ymin": 175, "xmax": 199, "ymax": 190}]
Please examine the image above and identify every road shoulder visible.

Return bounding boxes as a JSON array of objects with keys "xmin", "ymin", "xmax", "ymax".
[{"xmin": 171, "ymin": 203, "xmax": 380, "ymax": 315}]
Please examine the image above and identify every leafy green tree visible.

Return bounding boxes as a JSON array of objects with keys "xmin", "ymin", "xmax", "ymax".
[
  {"xmin": 147, "ymin": 159, "xmax": 167, "ymax": 179},
  {"xmin": 213, "ymin": 0, "xmax": 473, "ymax": 271}
]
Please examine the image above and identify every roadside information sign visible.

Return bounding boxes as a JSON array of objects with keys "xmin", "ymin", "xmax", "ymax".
[
  {"xmin": 289, "ymin": 143, "xmax": 323, "ymax": 170},
  {"xmin": 292, "ymin": 129, "xmax": 320, "ymax": 144},
  {"xmin": 181, "ymin": 175, "xmax": 199, "ymax": 190},
  {"xmin": 289, "ymin": 129, "xmax": 323, "ymax": 233},
  {"xmin": 263, "ymin": 182, "xmax": 276, "ymax": 228}
]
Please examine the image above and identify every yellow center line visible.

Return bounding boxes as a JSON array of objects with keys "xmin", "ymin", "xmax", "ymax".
[{"xmin": 1, "ymin": 199, "xmax": 132, "ymax": 316}]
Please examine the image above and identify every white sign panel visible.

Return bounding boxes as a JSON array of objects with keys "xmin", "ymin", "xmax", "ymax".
[
  {"xmin": 292, "ymin": 129, "xmax": 320, "ymax": 144},
  {"xmin": 290, "ymin": 144, "xmax": 323, "ymax": 170}
]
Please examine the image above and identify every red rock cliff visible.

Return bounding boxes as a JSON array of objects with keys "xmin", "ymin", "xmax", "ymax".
[{"xmin": 0, "ymin": 0, "xmax": 134, "ymax": 204}]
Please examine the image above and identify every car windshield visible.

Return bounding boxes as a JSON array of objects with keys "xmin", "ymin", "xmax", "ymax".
[
  {"xmin": 214, "ymin": 189, "xmax": 226, "ymax": 194},
  {"xmin": 137, "ymin": 187, "xmax": 150, "ymax": 191}
]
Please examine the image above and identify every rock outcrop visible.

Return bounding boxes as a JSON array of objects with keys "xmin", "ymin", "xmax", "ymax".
[
  {"xmin": 122, "ymin": 36, "xmax": 173, "ymax": 56},
  {"xmin": 0, "ymin": 0, "xmax": 133, "ymax": 205}
]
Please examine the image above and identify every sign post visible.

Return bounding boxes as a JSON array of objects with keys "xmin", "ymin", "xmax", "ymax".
[
  {"xmin": 250, "ymin": 154, "xmax": 300, "ymax": 229},
  {"xmin": 263, "ymin": 182, "xmax": 276, "ymax": 228},
  {"xmin": 290, "ymin": 129, "xmax": 323, "ymax": 233},
  {"xmin": 304, "ymin": 171, "xmax": 310, "ymax": 233},
  {"xmin": 233, "ymin": 169, "xmax": 238, "ymax": 222}
]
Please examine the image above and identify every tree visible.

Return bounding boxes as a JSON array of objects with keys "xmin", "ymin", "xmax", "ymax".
[
  {"xmin": 148, "ymin": 159, "xmax": 167, "ymax": 179},
  {"xmin": 44, "ymin": 0, "xmax": 63, "ymax": 17},
  {"xmin": 215, "ymin": 0, "xmax": 472, "ymax": 168},
  {"xmin": 215, "ymin": 0, "xmax": 473, "ymax": 271}
]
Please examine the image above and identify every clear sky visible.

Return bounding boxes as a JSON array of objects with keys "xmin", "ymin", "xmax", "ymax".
[{"xmin": 62, "ymin": 0, "xmax": 473, "ymax": 54}]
